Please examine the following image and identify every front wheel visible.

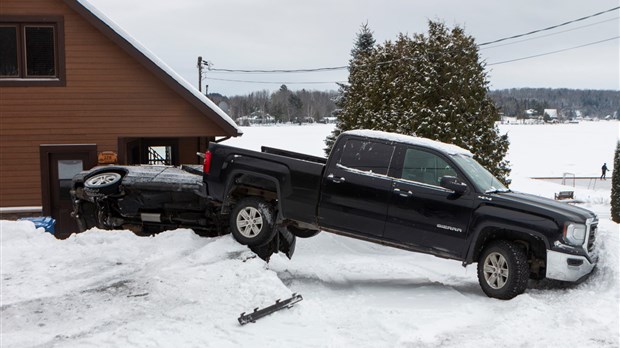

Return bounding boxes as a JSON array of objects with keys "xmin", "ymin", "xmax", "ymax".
[
  {"xmin": 229, "ymin": 197, "xmax": 277, "ymax": 246},
  {"xmin": 477, "ymin": 240, "xmax": 529, "ymax": 300}
]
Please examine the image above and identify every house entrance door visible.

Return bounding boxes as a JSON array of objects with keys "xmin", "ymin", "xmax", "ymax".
[{"xmin": 40, "ymin": 145, "xmax": 97, "ymax": 238}]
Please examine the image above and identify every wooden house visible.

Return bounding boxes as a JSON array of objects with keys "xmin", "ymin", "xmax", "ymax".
[{"xmin": 0, "ymin": 0, "xmax": 241, "ymax": 235}]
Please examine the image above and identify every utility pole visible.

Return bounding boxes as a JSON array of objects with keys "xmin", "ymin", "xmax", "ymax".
[
  {"xmin": 197, "ymin": 56, "xmax": 203, "ymax": 93},
  {"xmin": 197, "ymin": 56, "xmax": 210, "ymax": 95}
]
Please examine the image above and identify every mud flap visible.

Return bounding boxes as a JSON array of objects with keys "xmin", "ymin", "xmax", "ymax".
[
  {"xmin": 277, "ymin": 226, "xmax": 296, "ymax": 259},
  {"xmin": 249, "ymin": 226, "xmax": 296, "ymax": 261}
]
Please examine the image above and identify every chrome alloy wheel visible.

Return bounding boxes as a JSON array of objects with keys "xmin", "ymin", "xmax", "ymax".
[
  {"xmin": 85, "ymin": 173, "xmax": 121, "ymax": 187},
  {"xmin": 235, "ymin": 207, "xmax": 264, "ymax": 239},
  {"xmin": 483, "ymin": 251, "xmax": 509, "ymax": 289}
]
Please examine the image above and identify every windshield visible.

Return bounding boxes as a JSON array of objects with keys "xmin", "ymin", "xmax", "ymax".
[{"xmin": 450, "ymin": 154, "xmax": 508, "ymax": 193}]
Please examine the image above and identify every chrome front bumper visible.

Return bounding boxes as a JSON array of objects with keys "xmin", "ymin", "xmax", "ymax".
[
  {"xmin": 546, "ymin": 249, "xmax": 596, "ymax": 282},
  {"xmin": 547, "ymin": 217, "xmax": 598, "ymax": 282}
]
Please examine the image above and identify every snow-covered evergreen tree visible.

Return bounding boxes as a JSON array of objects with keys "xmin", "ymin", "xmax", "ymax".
[
  {"xmin": 611, "ymin": 142, "xmax": 620, "ymax": 223},
  {"xmin": 325, "ymin": 21, "xmax": 511, "ymax": 182},
  {"xmin": 324, "ymin": 23, "xmax": 376, "ymax": 153}
]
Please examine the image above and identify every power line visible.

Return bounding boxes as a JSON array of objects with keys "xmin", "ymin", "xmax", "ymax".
[
  {"xmin": 209, "ymin": 36, "xmax": 618, "ymax": 85},
  {"xmin": 210, "ymin": 61, "xmax": 414, "ymax": 74},
  {"xmin": 208, "ymin": 77, "xmax": 347, "ymax": 84},
  {"xmin": 207, "ymin": 6, "xmax": 619, "ymax": 75},
  {"xmin": 208, "ymin": 57, "xmax": 415, "ymax": 74},
  {"xmin": 210, "ymin": 66, "xmax": 346, "ymax": 73},
  {"xmin": 480, "ymin": 16, "xmax": 619, "ymax": 50},
  {"xmin": 487, "ymin": 36, "xmax": 619, "ymax": 65},
  {"xmin": 478, "ymin": 6, "xmax": 619, "ymax": 46}
]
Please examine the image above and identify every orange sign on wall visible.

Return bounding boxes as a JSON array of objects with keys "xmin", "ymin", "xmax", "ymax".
[{"xmin": 98, "ymin": 151, "xmax": 118, "ymax": 165}]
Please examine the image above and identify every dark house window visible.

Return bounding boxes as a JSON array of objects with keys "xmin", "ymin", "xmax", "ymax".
[
  {"xmin": 0, "ymin": 16, "xmax": 65, "ymax": 86},
  {"xmin": 0, "ymin": 26, "xmax": 19, "ymax": 76}
]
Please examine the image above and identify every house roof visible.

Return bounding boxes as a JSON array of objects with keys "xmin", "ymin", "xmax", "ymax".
[
  {"xmin": 544, "ymin": 109, "xmax": 558, "ymax": 118},
  {"xmin": 63, "ymin": 0, "xmax": 242, "ymax": 136}
]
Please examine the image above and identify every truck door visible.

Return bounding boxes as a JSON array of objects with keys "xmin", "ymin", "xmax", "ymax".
[
  {"xmin": 318, "ymin": 138, "xmax": 395, "ymax": 238},
  {"xmin": 384, "ymin": 145, "xmax": 475, "ymax": 258}
]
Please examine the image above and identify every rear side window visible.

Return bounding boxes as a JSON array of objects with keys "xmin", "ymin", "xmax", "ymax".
[{"xmin": 339, "ymin": 139, "xmax": 394, "ymax": 176}]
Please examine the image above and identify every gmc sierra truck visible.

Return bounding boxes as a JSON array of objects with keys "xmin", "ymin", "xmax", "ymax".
[{"xmin": 72, "ymin": 130, "xmax": 598, "ymax": 299}]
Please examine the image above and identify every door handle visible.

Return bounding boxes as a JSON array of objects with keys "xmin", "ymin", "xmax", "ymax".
[
  {"xmin": 327, "ymin": 174, "xmax": 346, "ymax": 183},
  {"xmin": 394, "ymin": 188, "xmax": 413, "ymax": 197}
]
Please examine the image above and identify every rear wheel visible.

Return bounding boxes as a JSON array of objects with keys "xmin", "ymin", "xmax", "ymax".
[
  {"xmin": 229, "ymin": 197, "xmax": 276, "ymax": 246},
  {"xmin": 477, "ymin": 240, "xmax": 529, "ymax": 300}
]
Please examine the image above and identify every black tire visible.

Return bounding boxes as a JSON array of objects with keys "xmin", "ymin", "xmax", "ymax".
[
  {"xmin": 477, "ymin": 240, "xmax": 529, "ymax": 300},
  {"xmin": 229, "ymin": 197, "xmax": 277, "ymax": 246},
  {"xmin": 288, "ymin": 226, "xmax": 321, "ymax": 238},
  {"xmin": 84, "ymin": 172, "xmax": 122, "ymax": 196}
]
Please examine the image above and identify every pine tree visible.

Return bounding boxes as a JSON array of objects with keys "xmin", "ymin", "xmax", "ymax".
[
  {"xmin": 325, "ymin": 23, "xmax": 376, "ymax": 154},
  {"xmin": 611, "ymin": 141, "xmax": 620, "ymax": 223},
  {"xmin": 325, "ymin": 21, "xmax": 511, "ymax": 182}
]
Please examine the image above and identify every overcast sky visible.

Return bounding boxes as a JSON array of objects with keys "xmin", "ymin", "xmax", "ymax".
[{"xmin": 88, "ymin": 0, "xmax": 619, "ymax": 96}]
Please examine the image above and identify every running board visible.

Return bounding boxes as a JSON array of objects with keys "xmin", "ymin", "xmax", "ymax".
[{"xmin": 238, "ymin": 293, "xmax": 303, "ymax": 325}]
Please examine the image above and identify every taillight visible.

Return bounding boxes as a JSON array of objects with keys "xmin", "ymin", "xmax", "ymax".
[{"xmin": 203, "ymin": 150, "xmax": 212, "ymax": 174}]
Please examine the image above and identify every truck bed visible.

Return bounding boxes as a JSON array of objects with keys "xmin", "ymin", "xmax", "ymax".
[{"xmin": 206, "ymin": 144, "xmax": 326, "ymax": 226}]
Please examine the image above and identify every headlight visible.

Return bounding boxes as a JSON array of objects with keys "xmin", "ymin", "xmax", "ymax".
[{"xmin": 563, "ymin": 223, "xmax": 586, "ymax": 246}]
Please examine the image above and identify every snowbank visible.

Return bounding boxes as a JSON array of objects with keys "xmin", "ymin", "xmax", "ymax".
[
  {"xmin": 2, "ymin": 209, "xmax": 618, "ymax": 347},
  {"xmin": 1, "ymin": 222, "xmax": 291, "ymax": 347}
]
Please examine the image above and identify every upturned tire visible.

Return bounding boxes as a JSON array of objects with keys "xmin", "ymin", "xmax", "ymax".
[
  {"xmin": 477, "ymin": 240, "xmax": 529, "ymax": 300},
  {"xmin": 84, "ymin": 172, "xmax": 122, "ymax": 196},
  {"xmin": 229, "ymin": 197, "xmax": 277, "ymax": 246}
]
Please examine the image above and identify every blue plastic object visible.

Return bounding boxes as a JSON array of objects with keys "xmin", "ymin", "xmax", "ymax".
[{"xmin": 18, "ymin": 216, "xmax": 56, "ymax": 234}]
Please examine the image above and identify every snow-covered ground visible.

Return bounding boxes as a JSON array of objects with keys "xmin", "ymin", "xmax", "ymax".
[{"xmin": 2, "ymin": 121, "xmax": 619, "ymax": 347}]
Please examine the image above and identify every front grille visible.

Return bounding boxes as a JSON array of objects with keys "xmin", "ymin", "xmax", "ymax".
[{"xmin": 587, "ymin": 223, "xmax": 597, "ymax": 253}]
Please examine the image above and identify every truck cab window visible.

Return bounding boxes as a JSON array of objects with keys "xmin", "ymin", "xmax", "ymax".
[
  {"xmin": 399, "ymin": 148, "xmax": 457, "ymax": 186},
  {"xmin": 339, "ymin": 139, "xmax": 394, "ymax": 176}
]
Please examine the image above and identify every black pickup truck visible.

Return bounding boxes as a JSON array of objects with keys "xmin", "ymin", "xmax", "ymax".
[
  {"xmin": 204, "ymin": 130, "xmax": 598, "ymax": 299},
  {"xmin": 72, "ymin": 130, "xmax": 598, "ymax": 299}
]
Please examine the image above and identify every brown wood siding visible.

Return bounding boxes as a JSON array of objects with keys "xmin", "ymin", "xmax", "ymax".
[
  {"xmin": 178, "ymin": 137, "xmax": 201, "ymax": 164},
  {"xmin": 0, "ymin": 0, "xmax": 232, "ymax": 207}
]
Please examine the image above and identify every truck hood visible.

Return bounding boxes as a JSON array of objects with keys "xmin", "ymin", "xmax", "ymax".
[{"xmin": 488, "ymin": 191, "xmax": 596, "ymax": 224}]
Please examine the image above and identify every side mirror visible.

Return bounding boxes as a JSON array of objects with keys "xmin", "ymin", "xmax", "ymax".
[{"xmin": 440, "ymin": 176, "xmax": 468, "ymax": 195}]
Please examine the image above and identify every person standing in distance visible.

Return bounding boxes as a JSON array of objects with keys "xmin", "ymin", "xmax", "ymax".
[{"xmin": 601, "ymin": 163, "xmax": 609, "ymax": 180}]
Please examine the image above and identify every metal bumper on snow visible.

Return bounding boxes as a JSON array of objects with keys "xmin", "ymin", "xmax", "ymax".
[{"xmin": 546, "ymin": 249, "xmax": 596, "ymax": 282}]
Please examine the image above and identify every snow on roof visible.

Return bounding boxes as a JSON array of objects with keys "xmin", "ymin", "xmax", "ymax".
[
  {"xmin": 544, "ymin": 109, "xmax": 558, "ymax": 118},
  {"xmin": 344, "ymin": 129, "xmax": 473, "ymax": 156},
  {"xmin": 76, "ymin": 0, "xmax": 242, "ymax": 135}
]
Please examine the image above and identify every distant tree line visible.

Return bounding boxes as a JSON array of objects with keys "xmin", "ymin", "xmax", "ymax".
[
  {"xmin": 489, "ymin": 88, "xmax": 620, "ymax": 120},
  {"xmin": 208, "ymin": 85, "xmax": 338, "ymax": 123},
  {"xmin": 211, "ymin": 87, "xmax": 618, "ymax": 125}
]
